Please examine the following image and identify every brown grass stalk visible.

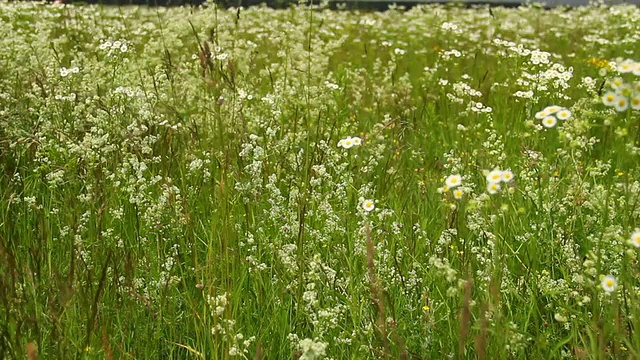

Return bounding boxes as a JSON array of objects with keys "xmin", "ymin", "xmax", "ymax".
[
  {"xmin": 458, "ymin": 274, "xmax": 472, "ymax": 358},
  {"xmin": 365, "ymin": 224, "xmax": 389, "ymax": 359}
]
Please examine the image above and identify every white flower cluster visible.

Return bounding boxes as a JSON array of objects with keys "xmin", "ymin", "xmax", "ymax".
[
  {"xmin": 468, "ymin": 101, "xmax": 493, "ymax": 113},
  {"xmin": 324, "ymin": 80, "xmax": 340, "ymax": 90},
  {"xmin": 580, "ymin": 76, "xmax": 597, "ymax": 91},
  {"xmin": 616, "ymin": 58, "xmax": 640, "ymax": 75},
  {"xmin": 59, "ymin": 66, "xmax": 80, "ymax": 77},
  {"xmin": 441, "ymin": 21, "xmax": 462, "ymax": 33},
  {"xmin": 518, "ymin": 63, "xmax": 573, "ymax": 92},
  {"xmin": 98, "ymin": 39, "xmax": 130, "ymax": 56},
  {"xmin": 602, "ymin": 76, "xmax": 640, "ymax": 112},
  {"xmin": 529, "ymin": 49, "xmax": 551, "ymax": 65},
  {"xmin": 534, "ymin": 105, "xmax": 572, "ymax": 129},
  {"xmin": 494, "ymin": 38, "xmax": 551, "ymax": 65},
  {"xmin": 441, "ymin": 49, "xmax": 462, "ymax": 60},
  {"xmin": 287, "ymin": 336, "xmax": 327, "ymax": 360},
  {"xmin": 446, "ymin": 81, "xmax": 483, "ymax": 104},
  {"xmin": 437, "ymin": 174, "xmax": 464, "ymax": 200},
  {"xmin": 206, "ymin": 293, "xmax": 254, "ymax": 356},
  {"xmin": 54, "ymin": 92, "xmax": 76, "ymax": 101},
  {"xmin": 484, "ymin": 169, "xmax": 514, "ymax": 195},
  {"xmin": 452, "ymin": 81, "xmax": 482, "ymax": 98},
  {"xmin": 114, "ymin": 86, "xmax": 142, "ymax": 98},
  {"xmin": 513, "ymin": 90, "xmax": 534, "ymax": 99},
  {"xmin": 336, "ymin": 136, "xmax": 362, "ymax": 149}
]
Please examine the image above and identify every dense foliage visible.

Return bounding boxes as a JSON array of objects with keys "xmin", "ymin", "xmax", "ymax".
[{"xmin": 1, "ymin": 1, "xmax": 640, "ymax": 358}]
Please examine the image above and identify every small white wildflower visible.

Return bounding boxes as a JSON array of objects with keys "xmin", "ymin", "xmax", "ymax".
[
  {"xmin": 362, "ymin": 199, "xmax": 375, "ymax": 212},
  {"xmin": 611, "ymin": 77, "xmax": 624, "ymax": 90},
  {"xmin": 618, "ymin": 59, "xmax": 635, "ymax": 74},
  {"xmin": 487, "ymin": 182, "xmax": 501, "ymax": 195},
  {"xmin": 629, "ymin": 230, "xmax": 640, "ymax": 248},
  {"xmin": 445, "ymin": 174, "xmax": 462, "ymax": 188},
  {"xmin": 534, "ymin": 110, "xmax": 549, "ymax": 119},
  {"xmin": 556, "ymin": 109, "xmax": 571, "ymax": 120},
  {"xmin": 543, "ymin": 105, "xmax": 561, "ymax": 114},
  {"xmin": 614, "ymin": 96, "xmax": 629, "ymax": 112},
  {"xmin": 601, "ymin": 275, "xmax": 617, "ymax": 293},
  {"xmin": 501, "ymin": 169, "xmax": 514, "ymax": 182},
  {"xmin": 602, "ymin": 92, "xmax": 617, "ymax": 107},
  {"xmin": 630, "ymin": 96, "xmax": 640, "ymax": 111},
  {"xmin": 341, "ymin": 137, "xmax": 354, "ymax": 149},
  {"xmin": 541, "ymin": 115, "xmax": 558, "ymax": 128},
  {"xmin": 453, "ymin": 188, "xmax": 463, "ymax": 200},
  {"xmin": 486, "ymin": 170, "xmax": 503, "ymax": 184}
]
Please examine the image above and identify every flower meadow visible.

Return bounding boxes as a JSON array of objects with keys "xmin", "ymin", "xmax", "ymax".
[{"xmin": 1, "ymin": 1, "xmax": 640, "ymax": 359}]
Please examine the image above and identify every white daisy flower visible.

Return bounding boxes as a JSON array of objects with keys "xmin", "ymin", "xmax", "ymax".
[
  {"xmin": 534, "ymin": 110, "xmax": 549, "ymax": 119},
  {"xmin": 453, "ymin": 188, "xmax": 463, "ymax": 200},
  {"xmin": 338, "ymin": 136, "xmax": 361, "ymax": 149},
  {"xmin": 631, "ymin": 96, "xmax": 640, "ymax": 111},
  {"xmin": 556, "ymin": 109, "xmax": 571, "ymax": 120},
  {"xmin": 602, "ymin": 92, "xmax": 617, "ymax": 107},
  {"xmin": 445, "ymin": 175, "xmax": 462, "ymax": 188},
  {"xmin": 618, "ymin": 59, "xmax": 635, "ymax": 74},
  {"xmin": 614, "ymin": 96, "xmax": 629, "ymax": 112},
  {"xmin": 487, "ymin": 182, "xmax": 501, "ymax": 195},
  {"xmin": 362, "ymin": 199, "xmax": 375, "ymax": 212},
  {"xmin": 601, "ymin": 275, "xmax": 617, "ymax": 293},
  {"xmin": 630, "ymin": 230, "xmax": 640, "ymax": 248},
  {"xmin": 543, "ymin": 105, "xmax": 561, "ymax": 114},
  {"xmin": 542, "ymin": 115, "xmax": 558, "ymax": 128},
  {"xmin": 486, "ymin": 170, "xmax": 503, "ymax": 184},
  {"xmin": 501, "ymin": 169, "xmax": 514, "ymax": 182},
  {"xmin": 611, "ymin": 77, "xmax": 624, "ymax": 90}
]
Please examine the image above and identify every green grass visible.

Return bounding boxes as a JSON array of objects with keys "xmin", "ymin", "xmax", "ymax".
[{"xmin": 1, "ymin": 1, "xmax": 640, "ymax": 358}]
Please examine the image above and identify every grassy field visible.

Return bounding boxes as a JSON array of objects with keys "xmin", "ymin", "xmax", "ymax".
[{"xmin": 1, "ymin": 1, "xmax": 640, "ymax": 358}]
